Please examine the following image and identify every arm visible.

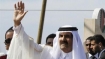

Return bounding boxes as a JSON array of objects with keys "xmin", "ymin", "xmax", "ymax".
[
  {"xmin": 7, "ymin": 1, "xmax": 43, "ymax": 59},
  {"xmin": 13, "ymin": 1, "xmax": 43, "ymax": 52}
]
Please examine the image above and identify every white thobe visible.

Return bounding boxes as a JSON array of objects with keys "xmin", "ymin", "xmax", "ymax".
[{"xmin": 7, "ymin": 24, "xmax": 86, "ymax": 59}]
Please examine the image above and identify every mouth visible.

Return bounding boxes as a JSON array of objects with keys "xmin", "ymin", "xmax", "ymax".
[
  {"xmin": 62, "ymin": 41, "xmax": 68, "ymax": 45},
  {"xmin": 60, "ymin": 41, "xmax": 68, "ymax": 48}
]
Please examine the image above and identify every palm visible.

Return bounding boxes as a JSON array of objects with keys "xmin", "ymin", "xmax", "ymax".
[
  {"xmin": 14, "ymin": 10, "xmax": 24, "ymax": 21},
  {"xmin": 13, "ymin": 1, "xmax": 28, "ymax": 26}
]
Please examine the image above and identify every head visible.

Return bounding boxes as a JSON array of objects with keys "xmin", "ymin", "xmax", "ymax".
[
  {"xmin": 90, "ymin": 34, "xmax": 105, "ymax": 53},
  {"xmin": 58, "ymin": 25, "xmax": 78, "ymax": 53},
  {"xmin": 5, "ymin": 27, "xmax": 14, "ymax": 50},
  {"xmin": 46, "ymin": 33, "xmax": 56, "ymax": 47},
  {"xmin": 52, "ymin": 25, "xmax": 86, "ymax": 59},
  {"xmin": 85, "ymin": 36, "xmax": 96, "ymax": 55},
  {"xmin": 59, "ymin": 32, "xmax": 73, "ymax": 53}
]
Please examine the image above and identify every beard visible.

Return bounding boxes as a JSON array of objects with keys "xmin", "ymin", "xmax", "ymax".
[{"xmin": 60, "ymin": 41, "xmax": 68, "ymax": 49}]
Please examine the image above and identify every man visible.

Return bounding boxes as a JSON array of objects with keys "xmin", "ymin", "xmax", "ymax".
[
  {"xmin": 5, "ymin": 27, "xmax": 13, "ymax": 51},
  {"xmin": 0, "ymin": 27, "xmax": 13, "ymax": 59},
  {"xmin": 46, "ymin": 33, "xmax": 56, "ymax": 46},
  {"xmin": 85, "ymin": 36, "xmax": 98, "ymax": 59},
  {"xmin": 7, "ymin": 1, "xmax": 86, "ymax": 59},
  {"xmin": 90, "ymin": 34, "xmax": 105, "ymax": 59}
]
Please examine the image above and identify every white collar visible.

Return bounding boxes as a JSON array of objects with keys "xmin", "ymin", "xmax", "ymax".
[
  {"xmin": 88, "ymin": 53, "xmax": 98, "ymax": 59},
  {"xmin": 60, "ymin": 51, "xmax": 72, "ymax": 59}
]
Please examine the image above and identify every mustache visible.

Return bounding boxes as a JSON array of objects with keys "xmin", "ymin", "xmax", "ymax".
[{"xmin": 62, "ymin": 41, "xmax": 68, "ymax": 45}]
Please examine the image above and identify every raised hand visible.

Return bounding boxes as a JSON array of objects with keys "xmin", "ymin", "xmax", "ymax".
[{"xmin": 13, "ymin": 1, "xmax": 28, "ymax": 27}]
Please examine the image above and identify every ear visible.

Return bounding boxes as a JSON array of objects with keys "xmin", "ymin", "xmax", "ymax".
[{"xmin": 99, "ymin": 42, "xmax": 102, "ymax": 48}]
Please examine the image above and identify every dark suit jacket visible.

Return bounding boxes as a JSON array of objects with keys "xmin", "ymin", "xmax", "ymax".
[
  {"xmin": 99, "ymin": 50, "xmax": 105, "ymax": 59},
  {"xmin": 0, "ymin": 55, "xmax": 7, "ymax": 59}
]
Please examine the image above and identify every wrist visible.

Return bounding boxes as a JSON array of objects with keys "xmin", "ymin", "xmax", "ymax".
[{"xmin": 14, "ymin": 21, "xmax": 21, "ymax": 27}]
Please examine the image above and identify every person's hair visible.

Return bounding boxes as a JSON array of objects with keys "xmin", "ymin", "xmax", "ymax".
[
  {"xmin": 46, "ymin": 33, "xmax": 56, "ymax": 43},
  {"xmin": 91, "ymin": 34, "xmax": 105, "ymax": 47},
  {"xmin": 86, "ymin": 36, "xmax": 93, "ymax": 41},
  {"xmin": 5, "ymin": 26, "xmax": 14, "ymax": 39}
]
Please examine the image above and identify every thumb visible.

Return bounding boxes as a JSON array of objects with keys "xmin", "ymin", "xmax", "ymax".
[{"xmin": 22, "ymin": 11, "xmax": 28, "ymax": 17}]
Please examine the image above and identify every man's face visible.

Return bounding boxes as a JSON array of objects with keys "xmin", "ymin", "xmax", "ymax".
[
  {"xmin": 85, "ymin": 40, "xmax": 94, "ymax": 54},
  {"xmin": 59, "ymin": 32, "xmax": 73, "ymax": 53},
  {"xmin": 46, "ymin": 38, "xmax": 53, "ymax": 47},
  {"xmin": 5, "ymin": 31, "xmax": 13, "ymax": 50},
  {"xmin": 90, "ymin": 40, "xmax": 100, "ymax": 53}
]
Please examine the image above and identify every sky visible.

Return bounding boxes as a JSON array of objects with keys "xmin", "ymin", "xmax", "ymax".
[{"xmin": 0, "ymin": 0, "xmax": 105, "ymax": 53}]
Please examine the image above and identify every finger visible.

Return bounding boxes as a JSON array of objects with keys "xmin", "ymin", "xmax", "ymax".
[
  {"xmin": 14, "ymin": 4, "xmax": 17, "ymax": 10},
  {"xmin": 20, "ymin": 1, "xmax": 22, "ymax": 10},
  {"xmin": 22, "ymin": 3, "xmax": 24, "ymax": 11},
  {"xmin": 18, "ymin": 2, "xmax": 20, "ymax": 7}
]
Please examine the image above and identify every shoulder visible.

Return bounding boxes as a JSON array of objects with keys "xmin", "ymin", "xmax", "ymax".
[{"xmin": 99, "ymin": 50, "xmax": 105, "ymax": 59}]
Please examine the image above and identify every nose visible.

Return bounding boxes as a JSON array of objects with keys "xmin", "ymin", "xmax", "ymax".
[
  {"xmin": 90, "ymin": 45, "xmax": 93, "ymax": 49},
  {"xmin": 62, "ymin": 36, "xmax": 66, "ymax": 41}
]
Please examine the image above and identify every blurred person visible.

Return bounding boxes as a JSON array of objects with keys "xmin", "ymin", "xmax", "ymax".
[
  {"xmin": 85, "ymin": 36, "xmax": 98, "ymax": 59},
  {"xmin": 46, "ymin": 33, "xmax": 56, "ymax": 46},
  {"xmin": 0, "ymin": 27, "xmax": 13, "ymax": 59},
  {"xmin": 90, "ymin": 34, "xmax": 105, "ymax": 59}
]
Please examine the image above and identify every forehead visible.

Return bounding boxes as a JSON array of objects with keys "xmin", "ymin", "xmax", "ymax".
[
  {"xmin": 6, "ymin": 31, "xmax": 13, "ymax": 39},
  {"xmin": 47, "ymin": 38, "xmax": 53, "ymax": 42},
  {"xmin": 91, "ymin": 40, "xmax": 96, "ymax": 44},
  {"xmin": 59, "ymin": 32, "xmax": 72, "ymax": 35},
  {"xmin": 6, "ymin": 31, "xmax": 13, "ymax": 35},
  {"xmin": 85, "ymin": 40, "xmax": 91, "ymax": 43}
]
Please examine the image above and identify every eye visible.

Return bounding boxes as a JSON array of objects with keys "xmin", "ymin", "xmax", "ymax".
[
  {"xmin": 85, "ymin": 44, "xmax": 91, "ymax": 46},
  {"xmin": 5, "ymin": 38, "xmax": 12, "ymax": 44},
  {"xmin": 90, "ymin": 43, "xmax": 95, "ymax": 46},
  {"xmin": 59, "ymin": 34, "xmax": 63, "ymax": 38}
]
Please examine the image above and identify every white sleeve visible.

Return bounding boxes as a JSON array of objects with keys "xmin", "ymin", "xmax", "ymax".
[
  {"xmin": 7, "ymin": 24, "xmax": 42, "ymax": 59},
  {"xmin": 29, "ymin": 37, "xmax": 43, "ymax": 52},
  {"xmin": 13, "ymin": 24, "xmax": 22, "ymax": 36},
  {"xmin": 13, "ymin": 24, "xmax": 43, "ymax": 52}
]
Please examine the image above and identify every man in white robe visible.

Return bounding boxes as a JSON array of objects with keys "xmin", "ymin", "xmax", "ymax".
[{"xmin": 7, "ymin": 1, "xmax": 86, "ymax": 59}]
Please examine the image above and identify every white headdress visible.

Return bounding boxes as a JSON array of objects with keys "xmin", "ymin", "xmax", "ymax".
[{"xmin": 51, "ymin": 25, "xmax": 86, "ymax": 59}]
